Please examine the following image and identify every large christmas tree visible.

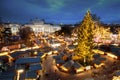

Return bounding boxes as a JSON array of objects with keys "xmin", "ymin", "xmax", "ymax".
[{"xmin": 75, "ymin": 10, "xmax": 95, "ymax": 66}]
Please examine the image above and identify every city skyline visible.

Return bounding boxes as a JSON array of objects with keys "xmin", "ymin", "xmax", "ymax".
[{"xmin": 0, "ymin": 0, "xmax": 120, "ymax": 24}]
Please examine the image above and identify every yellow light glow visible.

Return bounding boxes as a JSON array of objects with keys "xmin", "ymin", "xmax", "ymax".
[
  {"xmin": 73, "ymin": 42, "xmax": 78, "ymax": 45},
  {"xmin": 68, "ymin": 49, "xmax": 74, "ymax": 52},
  {"xmin": 47, "ymin": 51, "xmax": 52, "ymax": 55},
  {"xmin": 76, "ymin": 68, "xmax": 84, "ymax": 73},
  {"xmin": 93, "ymin": 49, "xmax": 104, "ymax": 54},
  {"xmin": 10, "ymin": 50, "xmax": 16, "ymax": 53},
  {"xmin": 107, "ymin": 53, "xmax": 117, "ymax": 59},
  {"xmin": 0, "ymin": 52, "xmax": 8, "ymax": 56},
  {"xmin": 60, "ymin": 66, "xmax": 68, "ymax": 72},
  {"xmin": 32, "ymin": 46, "xmax": 39, "ymax": 49},
  {"xmin": 112, "ymin": 76, "xmax": 120, "ymax": 80},
  {"xmin": 53, "ymin": 50, "xmax": 58, "ymax": 54},
  {"xmin": 17, "ymin": 69, "xmax": 24, "ymax": 80},
  {"xmin": 41, "ymin": 54, "xmax": 47, "ymax": 58},
  {"xmin": 20, "ymin": 48, "xmax": 27, "ymax": 51},
  {"xmin": 56, "ymin": 64, "xmax": 60, "ymax": 67},
  {"xmin": 17, "ymin": 69, "xmax": 24, "ymax": 73},
  {"xmin": 7, "ymin": 55, "xmax": 13, "ymax": 60},
  {"xmin": 94, "ymin": 63, "xmax": 105, "ymax": 68},
  {"xmin": 34, "ymin": 52, "xmax": 37, "ymax": 55}
]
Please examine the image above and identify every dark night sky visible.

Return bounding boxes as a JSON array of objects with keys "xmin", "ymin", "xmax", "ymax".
[{"xmin": 0, "ymin": 0, "xmax": 120, "ymax": 24}]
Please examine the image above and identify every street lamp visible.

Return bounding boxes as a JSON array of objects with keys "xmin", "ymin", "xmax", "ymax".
[{"xmin": 16, "ymin": 69, "xmax": 24, "ymax": 80}]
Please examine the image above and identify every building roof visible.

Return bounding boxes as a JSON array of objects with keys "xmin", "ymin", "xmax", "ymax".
[
  {"xmin": 111, "ymin": 47, "xmax": 120, "ymax": 56},
  {"xmin": 53, "ymin": 55, "xmax": 62, "ymax": 60},
  {"xmin": 55, "ymin": 59, "xmax": 65, "ymax": 64},
  {"xmin": 0, "ymin": 72, "xmax": 15, "ymax": 80},
  {"xmin": 98, "ymin": 57, "xmax": 106, "ymax": 61},
  {"xmin": 63, "ymin": 60, "xmax": 82, "ymax": 69},
  {"xmin": 29, "ymin": 63, "xmax": 42, "ymax": 71},
  {"xmin": 10, "ymin": 51, "xmax": 28, "ymax": 58},
  {"xmin": 15, "ymin": 57, "xmax": 41, "ymax": 65},
  {"xmin": 37, "ymin": 52, "xmax": 44, "ymax": 57},
  {"xmin": 93, "ymin": 60, "xmax": 101, "ymax": 65},
  {"xmin": 93, "ymin": 54, "xmax": 101, "ymax": 59},
  {"xmin": 25, "ymin": 71, "xmax": 38, "ymax": 79}
]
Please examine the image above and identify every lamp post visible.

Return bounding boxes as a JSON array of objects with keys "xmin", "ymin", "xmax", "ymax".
[{"xmin": 16, "ymin": 69, "xmax": 24, "ymax": 80}]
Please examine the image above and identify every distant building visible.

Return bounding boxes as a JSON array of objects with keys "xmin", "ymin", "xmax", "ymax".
[
  {"xmin": 51, "ymin": 25, "xmax": 61, "ymax": 33},
  {"xmin": 24, "ymin": 19, "xmax": 61, "ymax": 35},
  {"xmin": 3, "ymin": 23, "xmax": 21, "ymax": 35}
]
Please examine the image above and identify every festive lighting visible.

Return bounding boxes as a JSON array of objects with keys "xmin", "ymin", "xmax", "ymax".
[
  {"xmin": 53, "ymin": 50, "xmax": 58, "ymax": 54},
  {"xmin": 34, "ymin": 51, "xmax": 37, "ymax": 55},
  {"xmin": 0, "ymin": 52, "xmax": 8, "ymax": 56},
  {"xmin": 107, "ymin": 53, "xmax": 117, "ymax": 59},
  {"xmin": 60, "ymin": 66, "xmax": 68, "ymax": 72},
  {"xmin": 112, "ymin": 76, "xmax": 120, "ymax": 80},
  {"xmin": 94, "ymin": 63, "xmax": 105, "ymax": 68},
  {"xmin": 17, "ymin": 69, "xmax": 24, "ymax": 73},
  {"xmin": 32, "ymin": 46, "xmax": 39, "ymax": 49},
  {"xmin": 76, "ymin": 67, "xmax": 85, "ymax": 73},
  {"xmin": 41, "ymin": 53, "xmax": 47, "ymax": 59},
  {"xmin": 17, "ymin": 69, "xmax": 24, "ymax": 80},
  {"xmin": 47, "ymin": 51, "xmax": 52, "ymax": 55}
]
